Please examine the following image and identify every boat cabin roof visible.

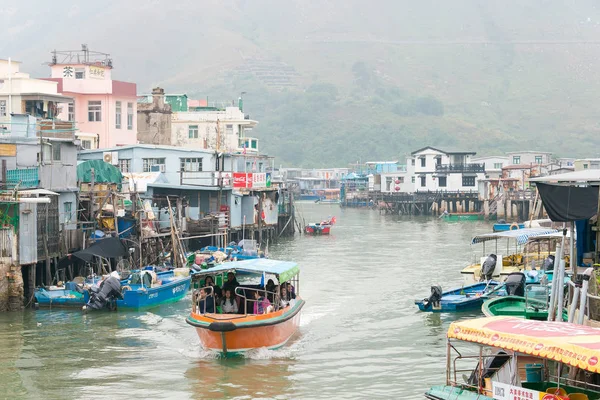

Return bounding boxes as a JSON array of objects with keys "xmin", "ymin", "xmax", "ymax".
[
  {"xmin": 448, "ymin": 316, "xmax": 600, "ymax": 373},
  {"xmin": 471, "ymin": 228, "xmax": 559, "ymax": 246},
  {"xmin": 192, "ymin": 259, "xmax": 299, "ymax": 284}
]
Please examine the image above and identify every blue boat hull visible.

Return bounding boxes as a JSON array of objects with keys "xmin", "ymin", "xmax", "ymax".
[
  {"xmin": 116, "ymin": 274, "xmax": 191, "ymax": 309},
  {"xmin": 415, "ymin": 282, "xmax": 500, "ymax": 312},
  {"xmin": 493, "ymin": 223, "xmax": 525, "ymax": 232},
  {"xmin": 35, "ymin": 288, "xmax": 89, "ymax": 307}
]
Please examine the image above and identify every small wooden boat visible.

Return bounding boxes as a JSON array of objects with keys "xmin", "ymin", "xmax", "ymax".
[
  {"xmin": 440, "ymin": 212, "xmax": 484, "ymax": 221},
  {"xmin": 34, "ymin": 284, "xmax": 89, "ymax": 308},
  {"xmin": 415, "ymin": 281, "xmax": 501, "ymax": 312},
  {"xmin": 426, "ymin": 316, "xmax": 600, "ymax": 399},
  {"xmin": 186, "ymin": 259, "xmax": 304, "ymax": 356},
  {"xmin": 482, "ymin": 295, "xmax": 569, "ymax": 321},
  {"xmin": 305, "ymin": 216, "xmax": 336, "ymax": 235}
]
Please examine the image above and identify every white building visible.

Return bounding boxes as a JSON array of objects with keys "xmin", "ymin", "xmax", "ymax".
[
  {"xmin": 171, "ymin": 106, "xmax": 258, "ymax": 152},
  {"xmin": 471, "ymin": 156, "xmax": 509, "ymax": 179},
  {"xmin": 408, "ymin": 147, "xmax": 486, "ymax": 192},
  {"xmin": 574, "ymin": 158, "xmax": 600, "ymax": 171},
  {"xmin": 0, "ymin": 59, "xmax": 72, "ymax": 123},
  {"xmin": 506, "ymin": 151, "xmax": 553, "ymax": 166}
]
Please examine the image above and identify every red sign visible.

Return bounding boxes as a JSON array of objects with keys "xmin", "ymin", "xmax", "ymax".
[{"xmin": 233, "ymin": 173, "xmax": 252, "ymax": 188}]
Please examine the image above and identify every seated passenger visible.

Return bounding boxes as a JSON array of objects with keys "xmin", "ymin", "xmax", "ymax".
[
  {"xmin": 197, "ymin": 288, "xmax": 215, "ymax": 314},
  {"xmin": 252, "ymin": 290, "xmax": 271, "ymax": 314},
  {"xmin": 265, "ymin": 279, "xmax": 276, "ymax": 303},
  {"xmin": 279, "ymin": 286, "xmax": 290, "ymax": 308},
  {"xmin": 222, "ymin": 272, "xmax": 239, "ymax": 293},
  {"xmin": 220, "ymin": 288, "xmax": 238, "ymax": 314},
  {"xmin": 204, "ymin": 275, "xmax": 222, "ymax": 299},
  {"xmin": 286, "ymin": 282, "xmax": 296, "ymax": 299}
]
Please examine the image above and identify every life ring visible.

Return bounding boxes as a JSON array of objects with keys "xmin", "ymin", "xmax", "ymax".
[{"xmin": 510, "ymin": 223, "xmax": 519, "ymax": 231}]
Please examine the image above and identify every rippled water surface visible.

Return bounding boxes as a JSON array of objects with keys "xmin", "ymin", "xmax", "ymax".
[{"xmin": 0, "ymin": 204, "xmax": 494, "ymax": 399}]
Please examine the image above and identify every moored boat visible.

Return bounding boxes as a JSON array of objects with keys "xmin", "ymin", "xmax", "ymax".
[
  {"xmin": 186, "ymin": 259, "xmax": 304, "ymax": 356},
  {"xmin": 305, "ymin": 216, "xmax": 336, "ymax": 235},
  {"xmin": 415, "ymin": 281, "xmax": 501, "ymax": 312},
  {"xmin": 440, "ymin": 212, "xmax": 485, "ymax": 221},
  {"xmin": 482, "ymin": 294, "xmax": 569, "ymax": 321},
  {"xmin": 425, "ymin": 316, "xmax": 600, "ymax": 399},
  {"xmin": 34, "ymin": 283, "xmax": 89, "ymax": 308}
]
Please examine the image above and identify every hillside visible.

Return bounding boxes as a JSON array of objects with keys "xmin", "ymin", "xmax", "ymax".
[{"xmin": 5, "ymin": 0, "xmax": 600, "ymax": 166}]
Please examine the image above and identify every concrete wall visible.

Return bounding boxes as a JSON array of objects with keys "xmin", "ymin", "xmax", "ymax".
[
  {"xmin": 39, "ymin": 140, "xmax": 78, "ymax": 190},
  {"xmin": 507, "ymin": 152, "xmax": 552, "ymax": 165}
]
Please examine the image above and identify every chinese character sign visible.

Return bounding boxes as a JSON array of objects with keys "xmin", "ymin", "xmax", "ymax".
[
  {"xmin": 63, "ymin": 66, "xmax": 74, "ymax": 78},
  {"xmin": 89, "ymin": 66, "xmax": 105, "ymax": 79},
  {"xmin": 253, "ymin": 173, "xmax": 266, "ymax": 188}
]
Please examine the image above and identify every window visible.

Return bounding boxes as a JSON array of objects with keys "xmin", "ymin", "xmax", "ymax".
[
  {"xmin": 115, "ymin": 101, "xmax": 122, "ymax": 129},
  {"xmin": 584, "ymin": 163, "xmax": 589, "ymax": 169},
  {"xmin": 75, "ymin": 68, "xmax": 85, "ymax": 79},
  {"xmin": 462, "ymin": 176, "xmax": 476, "ymax": 187},
  {"xmin": 226, "ymin": 124, "xmax": 233, "ymax": 135},
  {"xmin": 411, "ymin": 176, "xmax": 415, "ymax": 183},
  {"xmin": 88, "ymin": 101, "xmax": 101, "ymax": 122},
  {"xmin": 420, "ymin": 176, "xmax": 426, "ymax": 187},
  {"xmin": 535, "ymin": 156, "xmax": 543, "ymax": 164},
  {"xmin": 142, "ymin": 158, "xmax": 165, "ymax": 172},
  {"xmin": 512, "ymin": 156, "xmax": 521, "ymax": 165},
  {"xmin": 68, "ymin": 102, "xmax": 75, "ymax": 122},
  {"xmin": 188, "ymin": 125, "xmax": 199, "ymax": 139},
  {"xmin": 0, "ymin": 100, "xmax": 6, "ymax": 117},
  {"xmin": 180, "ymin": 158, "xmax": 202, "ymax": 172},
  {"xmin": 246, "ymin": 161, "xmax": 252, "ymax": 171},
  {"xmin": 493, "ymin": 163, "xmax": 503, "ymax": 169},
  {"xmin": 258, "ymin": 162, "xmax": 264, "ymax": 172},
  {"xmin": 411, "ymin": 159, "xmax": 415, "ymax": 166},
  {"xmin": 398, "ymin": 177, "xmax": 404, "ymax": 183},
  {"xmin": 64, "ymin": 202, "xmax": 73, "ymax": 223},
  {"xmin": 118, "ymin": 159, "xmax": 131, "ymax": 173},
  {"xmin": 420, "ymin": 157, "xmax": 426, "ymax": 167},
  {"xmin": 52, "ymin": 143, "xmax": 61, "ymax": 161},
  {"xmin": 81, "ymin": 140, "xmax": 92, "ymax": 149},
  {"xmin": 42, "ymin": 144, "xmax": 52, "ymax": 162},
  {"xmin": 438, "ymin": 176, "xmax": 447, "ymax": 187},
  {"xmin": 127, "ymin": 102, "xmax": 133, "ymax": 130}
]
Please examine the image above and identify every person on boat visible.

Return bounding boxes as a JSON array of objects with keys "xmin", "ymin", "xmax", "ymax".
[
  {"xmin": 252, "ymin": 290, "xmax": 271, "ymax": 314},
  {"xmin": 286, "ymin": 282, "xmax": 296, "ymax": 299},
  {"xmin": 265, "ymin": 279, "xmax": 276, "ymax": 303},
  {"xmin": 204, "ymin": 275, "xmax": 222, "ymax": 299},
  {"xmin": 279, "ymin": 286, "xmax": 290, "ymax": 308},
  {"xmin": 197, "ymin": 288, "xmax": 215, "ymax": 314},
  {"xmin": 221, "ymin": 272, "xmax": 239, "ymax": 293},
  {"xmin": 220, "ymin": 288, "xmax": 238, "ymax": 314}
]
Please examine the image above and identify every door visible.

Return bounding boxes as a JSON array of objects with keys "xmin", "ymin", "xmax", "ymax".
[{"xmin": 19, "ymin": 203, "xmax": 37, "ymax": 264}]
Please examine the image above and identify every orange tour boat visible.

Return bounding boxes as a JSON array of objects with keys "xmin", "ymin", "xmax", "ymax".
[{"xmin": 186, "ymin": 259, "xmax": 304, "ymax": 356}]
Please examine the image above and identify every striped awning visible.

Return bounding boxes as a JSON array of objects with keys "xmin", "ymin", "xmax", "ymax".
[{"xmin": 471, "ymin": 228, "xmax": 559, "ymax": 245}]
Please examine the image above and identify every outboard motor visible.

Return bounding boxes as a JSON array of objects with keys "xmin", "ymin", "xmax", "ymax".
[
  {"xmin": 542, "ymin": 255, "xmax": 555, "ymax": 271},
  {"xmin": 504, "ymin": 272, "xmax": 526, "ymax": 297},
  {"xmin": 480, "ymin": 254, "xmax": 497, "ymax": 282},
  {"xmin": 423, "ymin": 285, "xmax": 443, "ymax": 310},
  {"xmin": 84, "ymin": 275, "xmax": 123, "ymax": 311}
]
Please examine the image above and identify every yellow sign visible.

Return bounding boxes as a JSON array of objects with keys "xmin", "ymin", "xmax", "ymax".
[
  {"xmin": 89, "ymin": 65, "xmax": 105, "ymax": 79},
  {"xmin": 0, "ymin": 144, "xmax": 16, "ymax": 156}
]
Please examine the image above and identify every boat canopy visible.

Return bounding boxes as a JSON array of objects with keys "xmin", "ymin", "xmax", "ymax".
[
  {"xmin": 196, "ymin": 259, "xmax": 299, "ymax": 284},
  {"xmin": 525, "ymin": 231, "xmax": 571, "ymax": 241},
  {"xmin": 448, "ymin": 316, "xmax": 600, "ymax": 374},
  {"xmin": 471, "ymin": 228, "xmax": 558, "ymax": 245}
]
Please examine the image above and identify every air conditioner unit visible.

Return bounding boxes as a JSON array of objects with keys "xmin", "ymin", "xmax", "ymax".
[
  {"xmin": 150, "ymin": 164, "xmax": 165, "ymax": 173},
  {"xmin": 103, "ymin": 151, "xmax": 119, "ymax": 165}
]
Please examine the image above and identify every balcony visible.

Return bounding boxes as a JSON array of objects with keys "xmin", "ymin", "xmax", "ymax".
[
  {"xmin": 6, "ymin": 168, "xmax": 39, "ymax": 189},
  {"xmin": 435, "ymin": 163, "xmax": 485, "ymax": 173}
]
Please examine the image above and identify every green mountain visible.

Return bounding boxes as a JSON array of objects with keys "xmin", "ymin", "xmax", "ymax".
[{"xmin": 6, "ymin": 0, "xmax": 600, "ymax": 166}]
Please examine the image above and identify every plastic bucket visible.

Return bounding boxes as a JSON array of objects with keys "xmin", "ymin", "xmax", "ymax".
[{"xmin": 525, "ymin": 363, "xmax": 542, "ymax": 382}]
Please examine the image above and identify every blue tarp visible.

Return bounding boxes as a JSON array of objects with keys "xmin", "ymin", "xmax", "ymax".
[{"xmin": 471, "ymin": 228, "xmax": 559, "ymax": 246}]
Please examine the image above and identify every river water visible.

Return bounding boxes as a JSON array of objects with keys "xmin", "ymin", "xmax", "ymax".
[{"xmin": 0, "ymin": 203, "xmax": 495, "ymax": 400}]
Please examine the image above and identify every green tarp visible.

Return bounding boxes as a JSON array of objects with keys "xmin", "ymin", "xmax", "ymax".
[{"xmin": 77, "ymin": 160, "xmax": 123, "ymax": 184}]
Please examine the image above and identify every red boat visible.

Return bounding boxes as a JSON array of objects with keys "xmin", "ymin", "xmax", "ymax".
[{"xmin": 304, "ymin": 217, "xmax": 336, "ymax": 235}]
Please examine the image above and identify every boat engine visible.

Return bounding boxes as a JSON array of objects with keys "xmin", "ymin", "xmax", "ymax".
[
  {"xmin": 504, "ymin": 272, "xmax": 526, "ymax": 297},
  {"xmin": 542, "ymin": 255, "xmax": 555, "ymax": 271},
  {"xmin": 84, "ymin": 275, "xmax": 123, "ymax": 311},
  {"xmin": 480, "ymin": 254, "xmax": 497, "ymax": 281},
  {"xmin": 423, "ymin": 285, "xmax": 443, "ymax": 310}
]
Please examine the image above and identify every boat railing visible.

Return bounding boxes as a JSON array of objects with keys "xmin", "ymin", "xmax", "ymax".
[
  {"xmin": 448, "ymin": 350, "xmax": 507, "ymax": 394},
  {"xmin": 234, "ymin": 286, "xmax": 284, "ymax": 315}
]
